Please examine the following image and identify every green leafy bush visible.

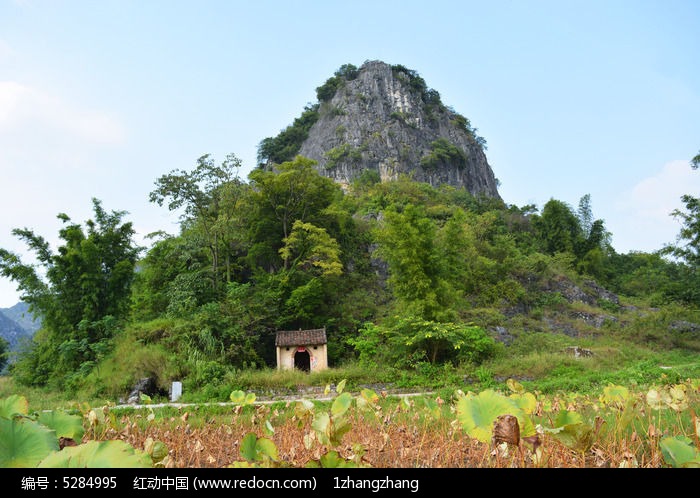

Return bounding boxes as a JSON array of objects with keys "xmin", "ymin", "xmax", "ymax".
[{"xmin": 420, "ymin": 138, "xmax": 467, "ymax": 170}]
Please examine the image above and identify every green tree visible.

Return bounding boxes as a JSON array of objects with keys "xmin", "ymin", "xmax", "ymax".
[
  {"xmin": 393, "ymin": 316, "xmax": 495, "ymax": 365},
  {"xmin": 129, "ymin": 232, "xmax": 205, "ymax": 320},
  {"xmin": 149, "ymin": 153, "xmax": 245, "ymax": 293},
  {"xmin": 375, "ymin": 203, "xmax": 453, "ymax": 322},
  {"xmin": 533, "ymin": 196, "xmax": 610, "ymax": 279},
  {"xmin": 533, "ymin": 199, "xmax": 582, "ymax": 256},
  {"xmin": 257, "ymin": 105, "xmax": 320, "ymax": 166},
  {"xmin": 667, "ymin": 196, "xmax": 700, "ymax": 267},
  {"xmin": 577, "ymin": 194, "xmax": 593, "ymax": 238},
  {"xmin": 0, "ymin": 336, "xmax": 8, "ymax": 372},
  {"xmin": 276, "ymin": 220, "xmax": 344, "ymax": 327},
  {"xmin": 279, "ymin": 220, "xmax": 343, "ymax": 278},
  {"xmin": 0, "ymin": 199, "xmax": 141, "ymax": 387},
  {"xmin": 659, "ymin": 195, "xmax": 700, "ymax": 305},
  {"xmin": 605, "ymin": 251, "xmax": 675, "ymax": 302},
  {"xmin": 246, "ymin": 155, "xmax": 342, "ymax": 272},
  {"xmin": 316, "ymin": 63, "xmax": 359, "ymax": 102},
  {"xmin": 657, "ymin": 154, "xmax": 700, "ymax": 304},
  {"xmin": 664, "ymin": 155, "xmax": 700, "ymax": 268}
]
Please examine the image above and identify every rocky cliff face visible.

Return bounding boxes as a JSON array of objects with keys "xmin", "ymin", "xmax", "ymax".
[{"xmin": 296, "ymin": 60, "xmax": 501, "ymax": 199}]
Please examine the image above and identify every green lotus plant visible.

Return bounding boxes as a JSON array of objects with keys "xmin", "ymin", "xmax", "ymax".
[
  {"xmin": 542, "ymin": 409, "xmax": 594, "ymax": 453},
  {"xmin": 0, "ymin": 395, "xmax": 157, "ymax": 468},
  {"xmin": 455, "ymin": 388, "xmax": 537, "ymax": 444},
  {"xmin": 659, "ymin": 436, "xmax": 700, "ymax": 468},
  {"xmin": 229, "ymin": 432, "xmax": 281, "ymax": 468},
  {"xmin": 38, "ymin": 440, "xmax": 152, "ymax": 467}
]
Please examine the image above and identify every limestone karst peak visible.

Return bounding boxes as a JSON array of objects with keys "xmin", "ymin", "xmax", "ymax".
[{"xmin": 260, "ymin": 61, "xmax": 501, "ymax": 199}]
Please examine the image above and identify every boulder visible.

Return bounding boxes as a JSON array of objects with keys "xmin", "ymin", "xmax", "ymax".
[{"xmin": 126, "ymin": 377, "xmax": 159, "ymax": 404}]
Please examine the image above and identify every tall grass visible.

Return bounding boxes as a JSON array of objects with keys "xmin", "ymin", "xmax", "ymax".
[{"xmin": 0, "ymin": 376, "xmax": 111, "ymax": 411}]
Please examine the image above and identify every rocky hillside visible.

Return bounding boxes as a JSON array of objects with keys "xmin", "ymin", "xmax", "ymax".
[{"xmin": 262, "ymin": 60, "xmax": 502, "ymax": 199}]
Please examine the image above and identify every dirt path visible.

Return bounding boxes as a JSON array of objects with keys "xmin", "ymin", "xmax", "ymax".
[{"xmin": 117, "ymin": 389, "xmax": 434, "ymax": 410}]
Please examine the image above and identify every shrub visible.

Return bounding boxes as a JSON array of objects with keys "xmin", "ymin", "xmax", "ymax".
[{"xmin": 420, "ymin": 138, "xmax": 467, "ymax": 171}]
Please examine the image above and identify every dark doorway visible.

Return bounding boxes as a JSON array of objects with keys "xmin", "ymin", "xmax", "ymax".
[{"xmin": 294, "ymin": 349, "xmax": 311, "ymax": 372}]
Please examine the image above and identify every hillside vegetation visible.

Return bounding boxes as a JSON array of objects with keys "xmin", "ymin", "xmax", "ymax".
[
  {"xmin": 0, "ymin": 65, "xmax": 698, "ymax": 407},
  {"xmin": 0, "ymin": 159, "xmax": 698, "ymax": 402}
]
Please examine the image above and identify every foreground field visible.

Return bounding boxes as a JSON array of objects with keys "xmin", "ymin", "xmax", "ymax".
[{"xmin": 4, "ymin": 378, "xmax": 697, "ymax": 468}]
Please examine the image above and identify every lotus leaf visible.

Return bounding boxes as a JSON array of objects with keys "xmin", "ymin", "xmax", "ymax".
[
  {"xmin": 0, "ymin": 395, "xmax": 29, "ymax": 419},
  {"xmin": 37, "ymin": 410, "xmax": 84, "ymax": 441},
  {"xmin": 0, "ymin": 417, "xmax": 59, "ymax": 467},
  {"xmin": 38, "ymin": 440, "xmax": 152, "ymax": 468}
]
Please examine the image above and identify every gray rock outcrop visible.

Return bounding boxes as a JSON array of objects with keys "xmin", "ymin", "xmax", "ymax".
[
  {"xmin": 126, "ymin": 377, "xmax": 159, "ymax": 404},
  {"xmin": 297, "ymin": 60, "xmax": 502, "ymax": 199}
]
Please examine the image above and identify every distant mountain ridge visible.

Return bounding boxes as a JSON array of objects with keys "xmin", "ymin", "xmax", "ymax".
[{"xmin": 0, "ymin": 301, "xmax": 39, "ymax": 352}]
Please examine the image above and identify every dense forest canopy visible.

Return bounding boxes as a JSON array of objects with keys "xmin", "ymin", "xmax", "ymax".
[{"xmin": 0, "ymin": 151, "xmax": 697, "ymax": 393}]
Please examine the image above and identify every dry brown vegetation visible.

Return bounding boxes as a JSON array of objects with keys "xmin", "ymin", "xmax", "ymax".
[{"xmin": 103, "ymin": 397, "xmax": 673, "ymax": 468}]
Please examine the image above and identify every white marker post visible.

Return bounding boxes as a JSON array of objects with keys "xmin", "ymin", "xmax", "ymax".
[{"xmin": 171, "ymin": 381, "xmax": 182, "ymax": 402}]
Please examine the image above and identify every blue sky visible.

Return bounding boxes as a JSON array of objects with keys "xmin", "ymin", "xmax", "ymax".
[{"xmin": 1, "ymin": 0, "xmax": 699, "ymax": 307}]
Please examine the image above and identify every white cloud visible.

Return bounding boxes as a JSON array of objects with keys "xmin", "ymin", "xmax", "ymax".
[
  {"xmin": 611, "ymin": 160, "xmax": 700, "ymax": 253},
  {"xmin": 0, "ymin": 81, "xmax": 125, "ymax": 144}
]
